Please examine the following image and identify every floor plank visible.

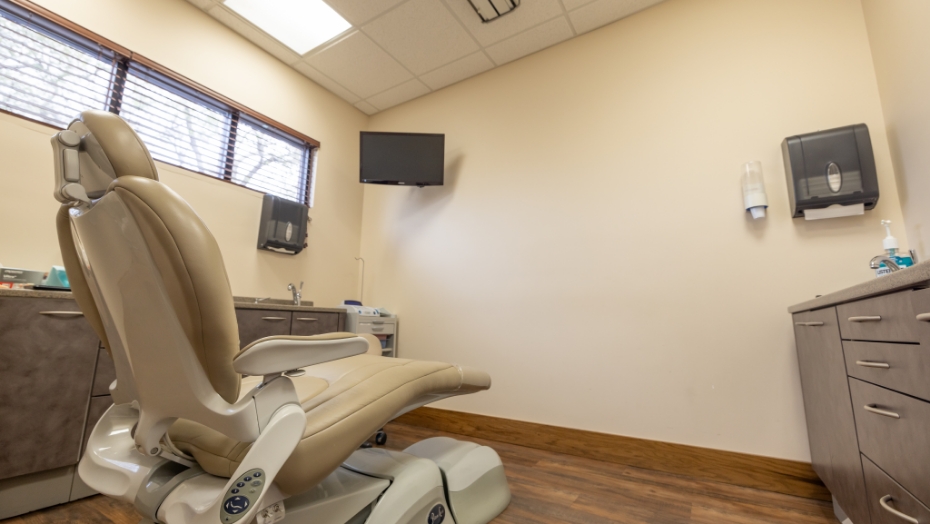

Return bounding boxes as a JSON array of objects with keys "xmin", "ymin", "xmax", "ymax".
[{"xmin": 3, "ymin": 422, "xmax": 836, "ymax": 523}]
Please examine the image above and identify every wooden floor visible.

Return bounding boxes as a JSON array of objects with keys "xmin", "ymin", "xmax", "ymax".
[{"xmin": 4, "ymin": 422, "xmax": 836, "ymax": 524}]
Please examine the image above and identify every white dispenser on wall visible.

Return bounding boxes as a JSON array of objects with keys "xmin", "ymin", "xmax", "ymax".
[{"xmin": 742, "ymin": 161, "xmax": 768, "ymax": 219}]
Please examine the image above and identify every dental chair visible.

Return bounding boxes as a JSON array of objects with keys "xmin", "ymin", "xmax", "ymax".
[{"xmin": 50, "ymin": 110, "xmax": 510, "ymax": 524}]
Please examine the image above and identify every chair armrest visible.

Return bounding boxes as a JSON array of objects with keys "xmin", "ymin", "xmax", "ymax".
[{"xmin": 233, "ymin": 332, "xmax": 368, "ymax": 376}]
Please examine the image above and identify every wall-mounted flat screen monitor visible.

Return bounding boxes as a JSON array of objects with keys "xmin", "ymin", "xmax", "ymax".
[{"xmin": 360, "ymin": 131, "xmax": 444, "ymax": 187}]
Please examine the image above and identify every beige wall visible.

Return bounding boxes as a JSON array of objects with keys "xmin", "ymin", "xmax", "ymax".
[
  {"xmin": 0, "ymin": 0, "xmax": 368, "ymax": 306},
  {"xmin": 861, "ymin": 0, "xmax": 930, "ymax": 260},
  {"xmin": 360, "ymin": 0, "xmax": 906, "ymax": 461}
]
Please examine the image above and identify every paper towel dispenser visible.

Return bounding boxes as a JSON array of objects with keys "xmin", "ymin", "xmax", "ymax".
[
  {"xmin": 782, "ymin": 123, "xmax": 879, "ymax": 219},
  {"xmin": 257, "ymin": 194, "xmax": 308, "ymax": 255}
]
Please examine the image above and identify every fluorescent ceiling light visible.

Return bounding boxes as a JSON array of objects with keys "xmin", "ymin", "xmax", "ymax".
[{"xmin": 224, "ymin": 0, "xmax": 351, "ymax": 55}]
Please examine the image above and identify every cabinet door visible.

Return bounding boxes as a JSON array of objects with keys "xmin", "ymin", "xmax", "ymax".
[
  {"xmin": 0, "ymin": 298, "xmax": 98, "ymax": 480},
  {"xmin": 235, "ymin": 309, "xmax": 292, "ymax": 348},
  {"xmin": 793, "ymin": 308, "xmax": 871, "ymax": 524},
  {"xmin": 290, "ymin": 312, "xmax": 340, "ymax": 337}
]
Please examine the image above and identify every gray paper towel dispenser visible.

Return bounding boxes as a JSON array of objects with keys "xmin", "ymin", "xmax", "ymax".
[
  {"xmin": 782, "ymin": 123, "xmax": 879, "ymax": 218},
  {"xmin": 257, "ymin": 194, "xmax": 308, "ymax": 255}
]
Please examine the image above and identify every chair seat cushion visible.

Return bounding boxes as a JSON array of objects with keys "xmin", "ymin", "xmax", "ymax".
[{"xmin": 169, "ymin": 354, "xmax": 489, "ymax": 495}]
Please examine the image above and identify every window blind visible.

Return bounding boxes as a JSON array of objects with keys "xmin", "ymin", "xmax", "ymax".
[
  {"xmin": 232, "ymin": 118, "xmax": 310, "ymax": 204},
  {"xmin": 0, "ymin": 13, "xmax": 116, "ymax": 128},
  {"xmin": 0, "ymin": 0, "xmax": 319, "ymax": 206},
  {"xmin": 120, "ymin": 65, "xmax": 231, "ymax": 178}
]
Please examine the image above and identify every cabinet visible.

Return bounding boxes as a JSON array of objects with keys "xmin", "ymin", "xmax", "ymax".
[
  {"xmin": 793, "ymin": 308, "xmax": 871, "ymax": 524},
  {"xmin": 235, "ymin": 308, "xmax": 345, "ymax": 347},
  {"xmin": 793, "ymin": 284, "xmax": 930, "ymax": 524},
  {"xmin": 0, "ymin": 297, "xmax": 98, "ymax": 481}
]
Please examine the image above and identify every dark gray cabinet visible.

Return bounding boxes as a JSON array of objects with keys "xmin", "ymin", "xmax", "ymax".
[
  {"xmin": 291, "ymin": 311, "xmax": 341, "ymax": 337},
  {"xmin": 235, "ymin": 309, "xmax": 293, "ymax": 348},
  {"xmin": 235, "ymin": 307, "xmax": 346, "ymax": 347},
  {"xmin": 793, "ymin": 307, "xmax": 871, "ymax": 524},
  {"xmin": 0, "ymin": 297, "xmax": 98, "ymax": 481}
]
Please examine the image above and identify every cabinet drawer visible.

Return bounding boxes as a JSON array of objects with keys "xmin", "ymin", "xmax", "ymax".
[
  {"xmin": 837, "ymin": 291, "xmax": 919, "ymax": 343},
  {"xmin": 845, "ymin": 341, "xmax": 930, "ymax": 402},
  {"xmin": 357, "ymin": 320, "xmax": 395, "ymax": 335},
  {"xmin": 850, "ymin": 378, "xmax": 930, "ymax": 507},
  {"xmin": 235, "ymin": 309, "xmax": 292, "ymax": 348},
  {"xmin": 863, "ymin": 455, "xmax": 930, "ymax": 524},
  {"xmin": 290, "ymin": 312, "xmax": 340, "ymax": 336}
]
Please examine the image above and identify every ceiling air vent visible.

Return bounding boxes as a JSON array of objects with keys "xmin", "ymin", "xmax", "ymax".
[{"xmin": 467, "ymin": 0, "xmax": 520, "ymax": 23}]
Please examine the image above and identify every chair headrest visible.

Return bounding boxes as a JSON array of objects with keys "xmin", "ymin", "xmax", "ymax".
[{"xmin": 52, "ymin": 110, "xmax": 158, "ymax": 203}]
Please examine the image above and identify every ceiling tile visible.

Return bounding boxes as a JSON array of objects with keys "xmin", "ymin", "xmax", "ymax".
[
  {"xmin": 568, "ymin": 0, "xmax": 664, "ymax": 35},
  {"xmin": 485, "ymin": 16, "xmax": 573, "ymax": 65},
  {"xmin": 419, "ymin": 51, "xmax": 494, "ymax": 90},
  {"xmin": 355, "ymin": 101, "xmax": 380, "ymax": 115},
  {"xmin": 292, "ymin": 62, "xmax": 361, "ymax": 103},
  {"xmin": 560, "ymin": 0, "xmax": 596, "ymax": 11},
  {"xmin": 207, "ymin": 6, "xmax": 301, "ymax": 65},
  {"xmin": 367, "ymin": 79, "xmax": 431, "ymax": 110},
  {"xmin": 325, "ymin": 0, "xmax": 408, "ymax": 26},
  {"xmin": 441, "ymin": 0, "xmax": 565, "ymax": 47},
  {"xmin": 305, "ymin": 31, "xmax": 413, "ymax": 99},
  {"xmin": 363, "ymin": 0, "xmax": 478, "ymax": 76}
]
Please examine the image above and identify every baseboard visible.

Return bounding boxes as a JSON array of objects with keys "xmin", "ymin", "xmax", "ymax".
[{"xmin": 395, "ymin": 407, "xmax": 830, "ymax": 502}]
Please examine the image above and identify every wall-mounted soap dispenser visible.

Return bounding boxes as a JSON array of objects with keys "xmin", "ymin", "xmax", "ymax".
[{"xmin": 782, "ymin": 124, "xmax": 879, "ymax": 220}]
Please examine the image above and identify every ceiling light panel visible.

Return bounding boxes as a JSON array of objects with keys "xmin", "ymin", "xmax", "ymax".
[{"xmin": 224, "ymin": 0, "xmax": 352, "ymax": 55}]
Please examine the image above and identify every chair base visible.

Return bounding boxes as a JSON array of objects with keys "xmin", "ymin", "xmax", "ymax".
[{"xmin": 80, "ymin": 405, "xmax": 509, "ymax": 524}]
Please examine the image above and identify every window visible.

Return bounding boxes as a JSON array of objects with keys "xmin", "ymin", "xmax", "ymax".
[
  {"xmin": 0, "ymin": 0, "xmax": 318, "ymax": 206},
  {"xmin": 0, "ymin": 14, "xmax": 116, "ymax": 128},
  {"xmin": 120, "ymin": 65, "xmax": 231, "ymax": 178},
  {"xmin": 232, "ymin": 118, "xmax": 312, "ymax": 204}
]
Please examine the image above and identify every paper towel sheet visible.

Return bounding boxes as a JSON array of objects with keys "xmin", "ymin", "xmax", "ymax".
[{"xmin": 803, "ymin": 203, "xmax": 865, "ymax": 220}]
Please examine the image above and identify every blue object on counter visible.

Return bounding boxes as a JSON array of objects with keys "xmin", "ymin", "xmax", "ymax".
[{"xmin": 43, "ymin": 266, "xmax": 69, "ymax": 288}]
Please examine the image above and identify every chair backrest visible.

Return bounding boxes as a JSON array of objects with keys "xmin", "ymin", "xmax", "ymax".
[{"xmin": 53, "ymin": 112, "xmax": 252, "ymax": 450}]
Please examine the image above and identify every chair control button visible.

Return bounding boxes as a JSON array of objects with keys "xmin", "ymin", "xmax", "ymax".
[
  {"xmin": 223, "ymin": 496, "xmax": 249, "ymax": 515},
  {"xmin": 251, "ymin": 480, "xmax": 262, "ymax": 486},
  {"xmin": 231, "ymin": 488, "xmax": 239, "ymax": 494},
  {"xmin": 253, "ymin": 472, "xmax": 261, "ymax": 477},
  {"xmin": 236, "ymin": 482, "xmax": 245, "ymax": 488},
  {"xmin": 244, "ymin": 476, "xmax": 251, "ymax": 481}
]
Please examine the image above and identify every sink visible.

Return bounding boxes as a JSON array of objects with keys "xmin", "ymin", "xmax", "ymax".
[{"xmin": 232, "ymin": 296, "xmax": 313, "ymax": 307}]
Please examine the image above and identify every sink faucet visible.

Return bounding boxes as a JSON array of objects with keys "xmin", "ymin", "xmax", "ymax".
[
  {"xmin": 287, "ymin": 282, "xmax": 303, "ymax": 306},
  {"xmin": 870, "ymin": 256, "xmax": 900, "ymax": 272}
]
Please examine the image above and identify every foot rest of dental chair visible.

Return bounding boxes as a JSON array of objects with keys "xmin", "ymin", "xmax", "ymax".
[{"xmin": 404, "ymin": 438, "xmax": 511, "ymax": 524}]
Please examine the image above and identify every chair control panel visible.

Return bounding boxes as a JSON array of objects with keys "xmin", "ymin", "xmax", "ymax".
[{"xmin": 220, "ymin": 468, "xmax": 265, "ymax": 523}]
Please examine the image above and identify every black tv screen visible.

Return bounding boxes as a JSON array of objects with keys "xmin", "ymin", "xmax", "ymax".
[{"xmin": 360, "ymin": 132, "xmax": 444, "ymax": 186}]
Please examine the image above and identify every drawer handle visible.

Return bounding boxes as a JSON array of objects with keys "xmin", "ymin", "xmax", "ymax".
[
  {"xmin": 880, "ymin": 495, "xmax": 918, "ymax": 524},
  {"xmin": 295, "ymin": 317, "xmax": 317, "ymax": 322},
  {"xmin": 39, "ymin": 311, "xmax": 84, "ymax": 317},
  {"xmin": 849, "ymin": 316, "xmax": 882, "ymax": 323},
  {"xmin": 794, "ymin": 321, "xmax": 824, "ymax": 327},
  {"xmin": 372, "ymin": 321, "xmax": 385, "ymax": 325},
  {"xmin": 864, "ymin": 404, "xmax": 900, "ymax": 419},
  {"xmin": 261, "ymin": 316, "xmax": 287, "ymax": 321},
  {"xmin": 916, "ymin": 313, "xmax": 930, "ymax": 322},
  {"xmin": 856, "ymin": 360, "xmax": 891, "ymax": 369}
]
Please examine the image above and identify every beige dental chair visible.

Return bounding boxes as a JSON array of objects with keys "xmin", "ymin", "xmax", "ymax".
[{"xmin": 52, "ymin": 110, "xmax": 509, "ymax": 524}]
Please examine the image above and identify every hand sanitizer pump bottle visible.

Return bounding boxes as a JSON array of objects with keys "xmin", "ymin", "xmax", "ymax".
[{"xmin": 875, "ymin": 220, "xmax": 914, "ymax": 277}]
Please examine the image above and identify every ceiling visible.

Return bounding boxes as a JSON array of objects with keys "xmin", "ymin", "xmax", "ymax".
[{"xmin": 187, "ymin": 0, "xmax": 667, "ymax": 115}]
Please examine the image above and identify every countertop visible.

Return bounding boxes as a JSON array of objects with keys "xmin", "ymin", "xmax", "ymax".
[
  {"xmin": 0, "ymin": 288, "xmax": 344, "ymax": 314},
  {"xmin": 789, "ymin": 259, "xmax": 930, "ymax": 313}
]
